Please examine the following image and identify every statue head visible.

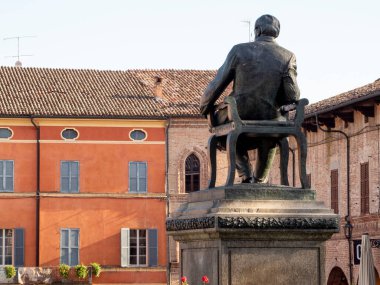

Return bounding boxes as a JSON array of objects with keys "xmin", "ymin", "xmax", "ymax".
[{"xmin": 254, "ymin": 14, "xmax": 280, "ymax": 39}]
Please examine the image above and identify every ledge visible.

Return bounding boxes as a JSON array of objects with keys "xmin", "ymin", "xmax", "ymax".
[
  {"xmin": 39, "ymin": 192, "xmax": 167, "ymax": 199},
  {"xmin": 190, "ymin": 184, "xmax": 316, "ymax": 202}
]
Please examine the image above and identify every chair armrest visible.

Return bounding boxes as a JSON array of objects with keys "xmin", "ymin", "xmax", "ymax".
[
  {"xmin": 224, "ymin": 96, "xmax": 242, "ymax": 125},
  {"xmin": 206, "ymin": 105, "xmax": 217, "ymax": 129},
  {"xmin": 293, "ymin": 98, "xmax": 309, "ymax": 125}
]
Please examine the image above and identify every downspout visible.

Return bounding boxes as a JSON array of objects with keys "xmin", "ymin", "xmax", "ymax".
[
  {"xmin": 165, "ymin": 118, "xmax": 171, "ymax": 285},
  {"xmin": 30, "ymin": 117, "xmax": 40, "ymax": 266},
  {"xmin": 315, "ymin": 115, "xmax": 353, "ymax": 284}
]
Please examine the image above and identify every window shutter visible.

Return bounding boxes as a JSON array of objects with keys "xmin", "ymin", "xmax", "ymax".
[
  {"xmin": 70, "ymin": 162, "xmax": 79, "ymax": 193},
  {"xmin": 330, "ymin": 170, "xmax": 338, "ymax": 214},
  {"xmin": 14, "ymin": 228, "xmax": 24, "ymax": 266},
  {"xmin": 148, "ymin": 229, "xmax": 158, "ymax": 267},
  {"xmin": 121, "ymin": 228, "xmax": 130, "ymax": 267}
]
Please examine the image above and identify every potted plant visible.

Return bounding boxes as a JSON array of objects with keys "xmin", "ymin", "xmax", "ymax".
[
  {"xmin": 4, "ymin": 265, "xmax": 16, "ymax": 279},
  {"xmin": 59, "ymin": 264, "xmax": 70, "ymax": 279},
  {"xmin": 74, "ymin": 264, "xmax": 88, "ymax": 279},
  {"xmin": 90, "ymin": 262, "xmax": 101, "ymax": 278}
]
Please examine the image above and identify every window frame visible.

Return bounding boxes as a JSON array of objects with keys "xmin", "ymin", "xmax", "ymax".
[
  {"xmin": 129, "ymin": 129, "xmax": 147, "ymax": 141},
  {"xmin": 129, "ymin": 161, "xmax": 147, "ymax": 193},
  {"xmin": 61, "ymin": 128, "xmax": 79, "ymax": 140},
  {"xmin": 0, "ymin": 128, "xmax": 13, "ymax": 140},
  {"xmin": 0, "ymin": 229, "xmax": 14, "ymax": 266},
  {"xmin": 60, "ymin": 161, "xmax": 80, "ymax": 193},
  {"xmin": 185, "ymin": 154, "xmax": 200, "ymax": 193},
  {"xmin": 0, "ymin": 160, "xmax": 14, "ymax": 192},
  {"xmin": 129, "ymin": 229, "xmax": 147, "ymax": 267},
  {"xmin": 121, "ymin": 228, "xmax": 158, "ymax": 268},
  {"xmin": 60, "ymin": 228, "xmax": 80, "ymax": 266}
]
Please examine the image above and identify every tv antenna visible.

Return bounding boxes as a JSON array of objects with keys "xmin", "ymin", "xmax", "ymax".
[
  {"xmin": 3, "ymin": 35, "xmax": 36, "ymax": 67},
  {"xmin": 241, "ymin": 20, "xmax": 252, "ymax": 42}
]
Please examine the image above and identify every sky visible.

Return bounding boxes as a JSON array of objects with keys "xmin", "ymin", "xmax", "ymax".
[{"xmin": 0, "ymin": 0, "xmax": 379, "ymax": 103}]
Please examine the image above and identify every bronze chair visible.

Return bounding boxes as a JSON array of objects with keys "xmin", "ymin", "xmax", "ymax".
[{"xmin": 207, "ymin": 97, "xmax": 309, "ymax": 189}]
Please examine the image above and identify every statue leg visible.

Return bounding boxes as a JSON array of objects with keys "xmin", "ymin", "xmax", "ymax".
[
  {"xmin": 236, "ymin": 144, "xmax": 252, "ymax": 183},
  {"xmin": 254, "ymin": 139, "xmax": 277, "ymax": 183},
  {"xmin": 295, "ymin": 132, "xmax": 309, "ymax": 189},
  {"xmin": 225, "ymin": 132, "xmax": 239, "ymax": 186},
  {"xmin": 279, "ymin": 138, "xmax": 290, "ymax": 186},
  {"xmin": 207, "ymin": 135, "xmax": 218, "ymax": 189}
]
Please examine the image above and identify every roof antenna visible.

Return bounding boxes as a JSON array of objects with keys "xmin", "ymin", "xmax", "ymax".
[{"xmin": 3, "ymin": 35, "xmax": 36, "ymax": 67}]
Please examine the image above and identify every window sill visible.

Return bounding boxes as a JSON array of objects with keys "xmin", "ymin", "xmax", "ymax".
[
  {"xmin": 104, "ymin": 266, "xmax": 166, "ymax": 272},
  {"xmin": 39, "ymin": 192, "xmax": 167, "ymax": 199}
]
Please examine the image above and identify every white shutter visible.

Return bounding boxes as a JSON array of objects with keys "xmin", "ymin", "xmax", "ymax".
[{"xmin": 121, "ymin": 228, "xmax": 130, "ymax": 267}]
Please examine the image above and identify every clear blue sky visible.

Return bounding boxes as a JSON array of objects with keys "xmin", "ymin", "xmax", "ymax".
[{"xmin": 1, "ymin": 0, "xmax": 379, "ymax": 103}]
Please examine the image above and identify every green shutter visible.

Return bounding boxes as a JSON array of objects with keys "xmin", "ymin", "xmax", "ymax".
[
  {"xmin": 14, "ymin": 228, "xmax": 24, "ymax": 266},
  {"xmin": 148, "ymin": 229, "xmax": 158, "ymax": 267}
]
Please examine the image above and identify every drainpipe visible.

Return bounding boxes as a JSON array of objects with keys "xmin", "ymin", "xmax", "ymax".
[
  {"xmin": 30, "ymin": 117, "xmax": 40, "ymax": 266},
  {"xmin": 165, "ymin": 118, "xmax": 171, "ymax": 285},
  {"xmin": 315, "ymin": 115, "xmax": 353, "ymax": 284}
]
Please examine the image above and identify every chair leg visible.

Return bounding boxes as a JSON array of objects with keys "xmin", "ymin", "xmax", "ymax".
[
  {"xmin": 226, "ymin": 132, "xmax": 239, "ymax": 186},
  {"xmin": 207, "ymin": 135, "xmax": 218, "ymax": 189},
  {"xmin": 278, "ymin": 138, "xmax": 289, "ymax": 186},
  {"xmin": 295, "ymin": 132, "xmax": 309, "ymax": 189}
]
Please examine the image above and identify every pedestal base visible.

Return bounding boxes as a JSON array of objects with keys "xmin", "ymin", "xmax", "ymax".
[{"xmin": 167, "ymin": 184, "xmax": 339, "ymax": 285}]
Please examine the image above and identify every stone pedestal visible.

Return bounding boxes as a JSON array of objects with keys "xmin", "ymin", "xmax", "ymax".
[{"xmin": 166, "ymin": 184, "xmax": 339, "ymax": 285}]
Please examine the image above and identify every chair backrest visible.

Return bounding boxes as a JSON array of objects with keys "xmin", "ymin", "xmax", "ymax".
[{"xmin": 207, "ymin": 97, "xmax": 309, "ymax": 130}]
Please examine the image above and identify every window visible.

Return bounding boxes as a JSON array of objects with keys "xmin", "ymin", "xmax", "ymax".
[
  {"xmin": 60, "ymin": 228, "xmax": 79, "ymax": 266},
  {"xmin": 0, "ymin": 128, "xmax": 13, "ymax": 139},
  {"xmin": 331, "ymin": 169, "xmax": 339, "ymax": 214},
  {"xmin": 185, "ymin": 154, "xmax": 200, "ymax": 193},
  {"xmin": 0, "ymin": 228, "xmax": 24, "ymax": 266},
  {"xmin": 129, "ymin": 129, "xmax": 147, "ymax": 141},
  {"xmin": 61, "ymin": 161, "xmax": 79, "ymax": 193},
  {"xmin": 121, "ymin": 228, "xmax": 157, "ymax": 267},
  {"xmin": 129, "ymin": 162, "xmax": 147, "ymax": 193},
  {"xmin": 360, "ymin": 162, "xmax": 370, "ymax": 215},
  {"xmin": 0, "ymin": 160, "xmax": 14, "ymax": 192},
  {"xmin": 61, "ymin": 128, "xmax": 79, "ymax": 140}
]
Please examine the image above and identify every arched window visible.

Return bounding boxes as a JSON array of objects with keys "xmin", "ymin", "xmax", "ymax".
[{"xmin": 185, "ymin": 154, "xmax": 200, "ymax": 193}]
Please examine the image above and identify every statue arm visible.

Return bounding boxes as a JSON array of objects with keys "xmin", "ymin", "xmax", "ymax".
[
  {"xmin": 200, "ymin": 46, "xmax": 238, "ymax": 115},
  {"xmin": 282, "ymin": 54, "xmax": 300, "ymax": 103}
]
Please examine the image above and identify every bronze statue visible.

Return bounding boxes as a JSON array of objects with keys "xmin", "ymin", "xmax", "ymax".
[{"xmin": 200, "ymin": 14, "xmax": 300, "ymax": 184}]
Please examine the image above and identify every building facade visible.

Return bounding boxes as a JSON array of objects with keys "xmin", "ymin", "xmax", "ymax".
[
  {"xmin": 266, "ymin": 78, "xmax": 380, "ymax": 285},
  {"xmin": 0, "ymin": 66, "xmax": 215, "ymax": 284}
]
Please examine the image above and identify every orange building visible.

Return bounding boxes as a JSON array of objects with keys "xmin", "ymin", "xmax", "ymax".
[{"xmin": 0, "ymin": 67, "xmax": 215, "ymax": 284}]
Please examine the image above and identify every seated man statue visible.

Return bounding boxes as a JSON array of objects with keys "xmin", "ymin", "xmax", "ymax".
[{"xmin": 200, "ymin": 14, "xmax": 300, "ymax": 184}]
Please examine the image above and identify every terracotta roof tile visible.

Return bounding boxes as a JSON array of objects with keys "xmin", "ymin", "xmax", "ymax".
[
  {"xmin": 305, "ymin": 78, "xmax": 380, "ymax": 117},
  {"xmin": 0, "ymin": 66, "xmax": 217, "ymax": 118},
  {"xmin": 1, "ymin": 66, "xmax": 378, "ymax": 119}
]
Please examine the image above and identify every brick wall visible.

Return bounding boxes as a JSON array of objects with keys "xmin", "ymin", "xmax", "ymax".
[
  {"xmin": 265, "ymin": 105, "xmax": 380, "ymax": 283},
  {"xmin": 167, "ymin": 118, "xmax": 229, "ymax": 284},
  {"xmin": 168, "ymin": 103, "xmax": 380, "ymax": 284}
]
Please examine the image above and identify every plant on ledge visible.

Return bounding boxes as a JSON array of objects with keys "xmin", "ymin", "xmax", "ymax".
[
  {"xmin": 74, "ymin": 264, "xmax": 88, "ymax": 279},
  {"xmin": 59, "ymin": 264, "xmax": 70, "ymax": 279},
  {"xmin": 4, "ymin": 265, "xmax": 16, "ymax": 279},
  {"xmin": 90, "ymin": 262, "xmax": 102, "ymax": 278}
]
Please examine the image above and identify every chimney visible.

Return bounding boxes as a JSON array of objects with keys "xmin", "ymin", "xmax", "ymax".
[{"xmin": 154, "ymin": 76, "xmax": 163, "ymax": 99}]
